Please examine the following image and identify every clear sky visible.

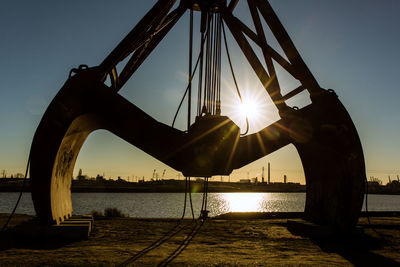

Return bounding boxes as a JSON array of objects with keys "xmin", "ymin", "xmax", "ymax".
[{"xmin": 1, "ymin": 0, "xmax": 399, "ymax": 183}]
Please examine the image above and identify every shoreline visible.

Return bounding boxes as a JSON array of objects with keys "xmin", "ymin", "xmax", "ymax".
[
  {"xmin": 2, "ymin": 211, "xmax": 399, "ymax": 219},
  {"xmin": 1, "ymin": 179, "xmax": 400, "ymax": 194}
]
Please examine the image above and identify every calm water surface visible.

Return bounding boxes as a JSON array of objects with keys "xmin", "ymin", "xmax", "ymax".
[{"xmin": 0, "ymin": 192, "xmax": 399, "ymax": 218}]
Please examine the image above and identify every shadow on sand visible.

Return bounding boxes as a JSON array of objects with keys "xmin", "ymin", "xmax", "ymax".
[{"xmin": 288, "ymin": 222, "xmax": 399, "ymax": 266}]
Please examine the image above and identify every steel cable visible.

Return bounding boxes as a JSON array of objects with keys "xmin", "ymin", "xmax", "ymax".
[
  {"xmin": 1, "ymin": 152, "xmax": 30, "ymax": 232},
  {"xmin": 222, "ymin": 21, "xmax": 249, "ymax": 135}
]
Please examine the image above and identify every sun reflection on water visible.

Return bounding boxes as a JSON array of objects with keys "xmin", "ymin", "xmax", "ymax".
[{"xmin": 223, "ymin": 193, "xmax": 265, "ymax": 212}]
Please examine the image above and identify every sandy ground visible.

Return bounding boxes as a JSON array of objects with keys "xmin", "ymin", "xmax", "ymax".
[{"xmin": 0, "ymin": 214, "xmax": 399, "ymax": 266}]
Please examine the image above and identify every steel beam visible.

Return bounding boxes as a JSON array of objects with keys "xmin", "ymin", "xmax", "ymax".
[
  {"xmin": 251, "ymin": 0, "xmax": 322, "ymax": 96},
  {"xmin": 100, "ymin": 0, "xmax": 176, "ymax": 74},
  {"xmin": 223, "ymin": 11, "xmax": 288, "ymax": 111},
  {"xmin": 118, "ymin": 7, "xmax": 186, "ymax": 90},
  {"xmin": 247, "ymin": 0, "xmax": 281, "ymax": 100}
]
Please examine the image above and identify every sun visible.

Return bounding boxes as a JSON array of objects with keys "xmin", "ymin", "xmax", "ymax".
[
  {"xmin": 222, "ymin": 83, "xmax": 278, "ymax": 134},
  {"xmin": 238, "ymin": 98, "xmax": 260, "ymax": 120},
  {"xmin": 232, "ymin": 92, "xmax": 264, "ymax": 132}
]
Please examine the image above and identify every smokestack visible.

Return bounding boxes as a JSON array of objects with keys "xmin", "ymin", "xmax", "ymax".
[
  {"xmin": 397, "ymin": 175, "xmax": 399, "ymax": 182},
  {"xmin": 262, "ymin": 167, "xmax": 265, "ymax": 183},
  {"xmin": 268, "ymin": 162, "xmax": 270, "ymax": 184},
  {"xmin": 284, "ymin": 175, "xmax": 287, "ymax": 184},
  {"xmin": 388, "ymin": 175, "xmax": 391, "ymax": 183}
]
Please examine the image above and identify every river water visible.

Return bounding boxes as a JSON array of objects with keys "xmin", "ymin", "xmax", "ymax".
[{"xmin": 0, "ymin": 192, "xmax": 399, "ymax": 218}]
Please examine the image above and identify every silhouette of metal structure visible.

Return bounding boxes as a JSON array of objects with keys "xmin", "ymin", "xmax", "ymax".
[{"xmin": 30, "ymin": 0, "xmax": 365, "ymax": 232}]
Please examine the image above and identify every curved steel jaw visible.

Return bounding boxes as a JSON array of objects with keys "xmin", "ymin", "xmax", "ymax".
[
  {"xmin": 29, "ymin": 0, "xmax": 366, "ymax": 233},
  {"xmin": 30, "ymin": 68, "xmax": 364, "ymax": 233}
]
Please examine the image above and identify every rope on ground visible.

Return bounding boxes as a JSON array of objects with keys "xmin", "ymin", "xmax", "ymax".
[
  {"xmin": 158, "ymin": 176, "xmax": 210, "ymax": 266},
  {"xmin": 117, "ymin": 222, "xmax": 190, "ymax": 267},
  {"xmin": 118, "ymin": 176, "xmax": 196, "ymax": 266},
  {"xmin": 157, "ymin": 220, "xmax": 204, "ymax": 267}
]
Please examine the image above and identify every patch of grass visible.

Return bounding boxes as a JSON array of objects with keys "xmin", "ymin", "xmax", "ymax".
[
  {"xmin": 104, "ymin": 207, "xmax": 127, "ymax": 218},
  {"xmin": 90, "ymin": 210, "xmax": 103, "ymax": 218}
]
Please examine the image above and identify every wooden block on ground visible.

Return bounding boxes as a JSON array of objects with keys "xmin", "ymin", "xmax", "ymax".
[
  {"xmin": 11, "ymin": 216, "xmax": 94, "ymax": 241},
  {"xmin": 62, "ymin": 218, "xmax": 93, "ymax": 230},
  {"xmin": 60, "ymin": 220, "xmax": 92, "ymax": 232},
  {"xmin": 70, "ymin": 215, "xmax": 94, "ymax": 231},
  {"xmin": 49, "ymin": 224, "xmax": 90, "ymax": 240}
]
